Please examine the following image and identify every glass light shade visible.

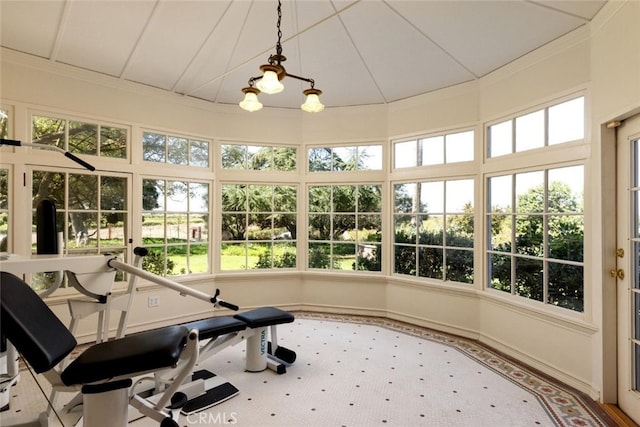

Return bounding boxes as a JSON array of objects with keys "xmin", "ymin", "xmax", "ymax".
[
  {"xmin": 301, "ymin": 93, "xmax": 324, "ymax": 113},
  {"xmin": 256, "ymin": 70, "xmax": 284, "ymax": 94},
  {"xmin": 239, "ymin": 91, "xmax": 263, "ymax": 112}
]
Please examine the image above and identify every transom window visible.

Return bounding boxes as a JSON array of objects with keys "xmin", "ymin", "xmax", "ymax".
[
  {"xmin": 393, "ymin": 130, "xmax": 474, "ymax": 169},
  {"xmin": 143, "ymin": 131, "xmax": 209, "ymax": 167},
  {"xmin": 308, "ymin": 145, "xmax": 383, "ymax": 172},
  {"xmin": 221, "ymin": 143, "xmax": 296, "ymax": 171},
  {"xmin": 33, "ymin": 115, "xmax": 127, "ymax": 159},
  {"xmin": 486, "ymin": 165, "xmax": 584, "ymax": 311},
  {"xmin": 393, "ymin": 179, "xmax": 474, "ymax": 283},
  {"xmin": 488, "ymin": 97, "xmax": 584, "ymax": 158},
  {"xmin": 308, "ymin": 184, "xmax": 382, "ymax": 272}
]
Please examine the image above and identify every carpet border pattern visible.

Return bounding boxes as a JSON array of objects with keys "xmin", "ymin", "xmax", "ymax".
[{"xmin": 295, "ymin": 311, "xmax": 615, "ymax": 427}]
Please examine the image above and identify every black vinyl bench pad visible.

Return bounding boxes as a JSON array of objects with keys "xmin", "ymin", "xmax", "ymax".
[
  {"xmin": 61, "ymin": 325, "xmax": 188, "ymax": 386},
  {"xmin": 182, "ymin": 317, "xmax": 247, "ymax": 340},
  {"xmin": 233, "ymin": 307, "xmax": 294, "ymax": 329}
]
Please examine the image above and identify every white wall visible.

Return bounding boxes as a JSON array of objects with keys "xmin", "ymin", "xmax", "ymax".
[{"xmin": 2, "ymin": 0, "xmax": 639, "ymax": 402}]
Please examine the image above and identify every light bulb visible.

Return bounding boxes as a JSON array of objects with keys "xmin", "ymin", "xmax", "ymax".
[
  {"xmin": 301, "ymin": 89, "xmax": 324, "ymax": 113},
  {"xmin": 239, "ymin": 90, "xmax": 263, "ymax": 112},
  {"xmin": 256, "ymin": 70, "xmax": 284, "ymax": 94}
]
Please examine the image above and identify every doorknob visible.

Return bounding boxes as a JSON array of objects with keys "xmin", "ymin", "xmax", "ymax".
[
  {"xmin": 616, "ymin": 248, "xmax": 624, "ymax": 258},
  {"xmin": 610, "ymin": 269, "xmax": 625, "ymax": 280}
]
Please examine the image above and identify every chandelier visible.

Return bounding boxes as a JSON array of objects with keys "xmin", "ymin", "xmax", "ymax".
[{"xmin": 239, "ymin": 0, "xmax": 324, "ymax": 113}]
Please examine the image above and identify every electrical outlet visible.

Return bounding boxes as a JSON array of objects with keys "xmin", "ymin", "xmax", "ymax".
[{"xmin": 148, "ymin": 295, "xmax": 160, "ymax": 307}]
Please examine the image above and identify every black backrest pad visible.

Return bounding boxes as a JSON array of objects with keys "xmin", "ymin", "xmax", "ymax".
[{"xmin": 0, "ymin": 272, "xmax": 77, "ymax": 373}]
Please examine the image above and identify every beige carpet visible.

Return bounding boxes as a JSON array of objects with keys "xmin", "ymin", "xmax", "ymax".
[{"xmin": 1, "ymin": 312, "xmax": 615, "ymax": 427}]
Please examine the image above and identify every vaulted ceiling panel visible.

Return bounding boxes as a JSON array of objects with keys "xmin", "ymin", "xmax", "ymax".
[
  {"xmin": 172, "ymin": 1, "xmax": 252, "ymax": 97},
  {"xmin": 55, "ymin": 1, "xmax": 156, "ymax": 77},
  {"xmin": 338, "ymin": 1, "xmax": 475, "ymax": 102},
  {"xmin": 531, "ymin": 0, "xmax": 607, "ymax": 19},
  {"xmin": 0, "ymin": 0, "xmax": 607, "ymax": 110},
  {"xmin": 122, "ymin": 1, "xmax": 233, "ymax": 91},
  {"xmin": 293, "ymin": 16, "xmax": 388, "ymax": 107},
  {"xmin": 0, "ymin": 0, "xmax": 65, "ymax": 59},
  {"xmin": 391, "ymin": 0, "xmax": 591, "ymax": 77}
]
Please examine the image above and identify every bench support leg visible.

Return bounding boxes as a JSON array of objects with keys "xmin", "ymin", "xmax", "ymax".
[{"xmin": 245, "ymin": 327, "xmax": 268, "ymax": 372}]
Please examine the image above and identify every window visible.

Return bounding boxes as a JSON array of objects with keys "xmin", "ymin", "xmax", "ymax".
[
  {"xmin": 488, "ymin": 97, "xmax": 584, "ymax": 158},
  {"xmin": 393, "ymin": 179, "xmax": 474, "ymax": 283},
  {"xmin": 393, "ymin": 130, "xmax": 474, "ymax": 169},
  {"xmin": 143, "ymin": 131, "xmax": 209, "ymax": 167},
  {"xmin": 221, "ymin": 184, "xmax": 297, "ymax": 270},
  {"xmin": 0, "ymin": 168, "xmax": 8, "ymax": 253},
  {"xmin": 1, "ymin": 108, "xmax": 10, "ymax": 252},
  {"xmin": 221, "ymin": 144, "xmax": 296, "ymax": 171},
  {"xmin": 33, "ymin": 115, "xmax": 127, "ymax": 159},
  {"xmin": 142, "ymin": 179, "xmax": 209, "ymax": 276},
  {"xmin": 0, "ymin": 108, "xmax": 9, "ymax": 139},
  {"xmin": 486, "ymin": 165, "xmax": 584, "ymax": 311},
  {"xmin": 309, "ymin": 145, "xmax": 382, "ymax": 172},
  {"xmin": 308, "ymin": 184, "xmax": 382, "ymax": 271},
  {"xmin": 31, "ymin": 169, "xmax": 129, "ymax": 289}
]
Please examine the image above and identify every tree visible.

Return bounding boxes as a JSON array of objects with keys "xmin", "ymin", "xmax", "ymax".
[{"xmin": 490, "ymin": 181, "xmax": 584, "ymax": 311}]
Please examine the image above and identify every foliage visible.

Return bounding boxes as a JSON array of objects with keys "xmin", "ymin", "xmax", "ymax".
[
  {"xmin": 308, "ymin": 245, "xmax": 339, "ymax": 269},
  {"xmin": 142, "ymin": 250, "xmax": 175, "ymax": 276},
  {"xmin": 254, "ymin": 251, "xmax": 297, "ymax": 269},
  {"xmin": 489, "ymin": 181, "xmax": 584, "ymax": 311}
]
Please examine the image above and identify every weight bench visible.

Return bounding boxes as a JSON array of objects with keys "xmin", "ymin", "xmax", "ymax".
[
  {"xmin": 149, "ymin": 307, "xmax": 296, "ymax": 415},
  {"xmin": 0, "ymin": 271, "xmax": 198, "ymax": 427}
]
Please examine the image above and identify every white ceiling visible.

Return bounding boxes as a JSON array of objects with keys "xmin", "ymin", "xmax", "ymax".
[{"xmin": 0, "ymin": 0, "xmax": 606, "ymax": 110}]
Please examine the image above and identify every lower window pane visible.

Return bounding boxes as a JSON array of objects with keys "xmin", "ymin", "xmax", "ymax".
[
  {"xmin": 220, "ymin": 243, "xmax": 247, "ymax": 271},
  {"xmin": 100, "ymin": 213, "xmax": 126, "ymax": 247},
  {"xmin": 515, "ymin": 257, "xmax": 543, "ymax": 301},
  {"xmin": 489, "ymin": 253, "xmax": 511, "ymax": 293},
  {"xmin": 0, "ymin": 213, "xmax": 7, "ymax": 252},
  {"xmin": 249, "ymin": 242, "xmax": 271, "ymax": 269},
  {"xmin": 142, "ymin": 213, "xmax": 165, "ymax": 243},
  {"xmin": 309, "ymin": 242, "xmax": 331, "ymax": 269},
  {"xmin": 221, "ymin": 213, "xmax": 246, "ymax": 241},
  {"xmin": 548, "ymin": 215, "xmax": 584, "ymax": 262},
  {"xmin": 189, "ymin": 244, "xmax": 208, "ymax": 274},
  {"xmin": 515, "ymin": 215, "xmax": 543, "ymax": 256},
  {"xmin": 394, "ymin": 245, "xmax": 416, "ymax": 275},
  {"xmin": 333, "ymin": 243, "xmax": 355, "ymax": 270},
  {"xmin": 356, "ymin": 243, "xmax": 381, "ymax": 272},
  {"xmin": 418, "ymin": 247, "xmax": 443, "ymax": 279},
  {"xmin": 274, "ymin": 242, "xmax": 296, "ymax": 268},
  {"xmin": 394, "ymin": 215, "xmax": 415, "ymax": 244},
  {"xmin": 143, "ymin": 247, "xmax": 170, "ymax": 276},
  {"xmin": 548, "ymin": 262, "xmax": 584, "ymax": 311},
  {"xmin": 69, "ymin": 212, "xmax": 99, "ymax": 249},
  {"xmin": 419, "ymin": 215, "xmax": 443, "ymax": 245},
  {"xmin": 309, "ymin": 214, "xmax": 331, "ymax": 240},
  {"xmin": 167, "ymin": 213, "xmax": 188, "ymax": 243},
  {"xmin": 446, "ymin": 249, "xmax": 473, "ymax": 284},
  {"xmin": 167, "ymin": 245, "xmax": 187, "ymax": 276},
  {"xmin": 635, "ymin": 342, "xmax": 640, "ymax": 391},
  {"xmin": 635, "ymin": 292, "xmax": 640, "ymax": 341}
]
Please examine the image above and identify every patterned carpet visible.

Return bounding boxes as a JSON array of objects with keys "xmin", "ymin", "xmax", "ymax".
[
  {"xmin": 1, "ymin": 311, "xmax": 616, "ymax": 427},
  {"xmin": 295, "ymin": 312, "xmax": 615, "ymax": 427}
]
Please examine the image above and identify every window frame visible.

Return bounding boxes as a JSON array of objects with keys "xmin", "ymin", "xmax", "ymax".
[
  {"xmin": 392, "ymin": 177, "xmax": 475, "ymax": 284},
  {"xmin": 219, "ymin": 181, "xmax": 298, "ymax": 271},
  {"xmin": 483, "ymin": 92, "xmax": 588, "ymax": 313}
]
